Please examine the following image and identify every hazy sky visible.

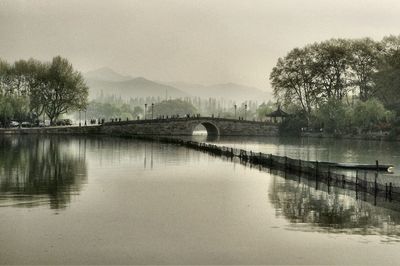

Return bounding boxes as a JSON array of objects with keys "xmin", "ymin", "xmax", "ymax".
[{"xmin": 1, "ymin": 0, "xmax": 400, "ymax": 91}]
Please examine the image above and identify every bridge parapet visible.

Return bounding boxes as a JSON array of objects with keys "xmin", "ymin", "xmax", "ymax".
[
  {"xmin": 104, "ymin": 117, "xmax": 275, "ymax": 126},
  {"xmin": 102, "ymin": 117, "xmax": 278, "ymax": 136}
]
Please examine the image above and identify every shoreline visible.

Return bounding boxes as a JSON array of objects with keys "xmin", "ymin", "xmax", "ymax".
[
  {"xmin": 1, "ymin": 125, "xmax": 399, "ymax": 142},
  {"xmin": 0, "ymin": 125, "xmax": 102, "ymax": 135},
  {"xmin": 300, "ymin": 132, "xmax": 396, "ymax": 142},
  {"xmin": 0, "ymin": 118, "xmax": 278, "ymax": 137}
]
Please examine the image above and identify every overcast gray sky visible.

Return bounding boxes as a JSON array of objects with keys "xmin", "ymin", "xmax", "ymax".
[{"xmin": 1, "ymin": 0, "xmax": 400, "ymax": 91}]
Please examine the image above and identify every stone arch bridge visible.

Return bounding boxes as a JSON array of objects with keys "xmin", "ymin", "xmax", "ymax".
[{"xmin": 101, "ymin": 117, "xmax": 278, "ymax": 136}]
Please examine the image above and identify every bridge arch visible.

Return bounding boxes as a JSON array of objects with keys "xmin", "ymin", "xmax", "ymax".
[{"xmin": 192, "ymin": 121, "xmax": 220, "ymax": 136}]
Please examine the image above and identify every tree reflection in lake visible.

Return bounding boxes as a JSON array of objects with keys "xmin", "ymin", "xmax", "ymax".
[
  {"xmin": 0, "ymin": 136, "xmax": 87, "ymax": 209},
  {"xmin": 268, "ymin": 169, "xmax": 400, "ymax": 240}
]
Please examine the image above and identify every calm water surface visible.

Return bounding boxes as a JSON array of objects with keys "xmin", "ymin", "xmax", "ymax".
[
  {"xmin": 1, "ymin": 135, "xmax": 400, "ymax": 264},
  {"xmin": 194, "ymin": 135, "xmax": 400, "ymax": 168}
]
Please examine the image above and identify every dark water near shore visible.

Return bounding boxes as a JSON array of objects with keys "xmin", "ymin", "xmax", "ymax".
[{"xmin": 1, "ymin": 135, "xmax": 400, "ymax": 264}]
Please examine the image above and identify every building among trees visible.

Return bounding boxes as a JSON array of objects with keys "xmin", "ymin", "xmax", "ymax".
[{"xmin": 266, "ymin": 106, "xmax": 289, "ymax": 123}]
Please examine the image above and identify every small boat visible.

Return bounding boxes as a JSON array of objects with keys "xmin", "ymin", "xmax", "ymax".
[
  {"xmin": 335, "ymin": 163, "xmax": 394, "ymax": 172},
  {"xmin": 319, "ymin": 161, "xmax": 394, "ymax": 172}
]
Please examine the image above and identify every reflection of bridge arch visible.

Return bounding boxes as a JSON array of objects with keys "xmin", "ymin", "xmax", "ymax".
[{"xmin": 192, "ymin": 121, "xmax": 220, "ymax": 136}]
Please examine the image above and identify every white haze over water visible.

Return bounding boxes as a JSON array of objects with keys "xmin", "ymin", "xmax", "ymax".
[{"xmin": 1, "ymin": 0, "xmax": 400, "ymax": 93}]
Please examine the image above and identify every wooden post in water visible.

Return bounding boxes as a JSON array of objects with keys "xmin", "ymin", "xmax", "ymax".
[
  {"xmin": 315, "ymin": 160, "xmax": 319, "ymax": 190},
  {"xmin": 328, "ymin": 165, "xmax": 331, "ymax": 185},
  {"xmin": 385, "ymin": 183, "xmax": 388, "ymax": 199},
  {"xmin": 298, "ymin": 159, "xmax": 301, "ymax": 170},
  {"xmin": 298, "ymin": 161, "xmax": 301, "ymax": 182},
  {"xmin": 284, "ymin": 156, "xmax": 287, "ymax": 170},
  {"xmin": 328, "ymin": 165, "xmax": 331, "ymax": 190},
  {"xmin": 364, "ymin": 171, "xmax": 367, "ymax": 193},
  {"xmin": 356, "ymin": 170, "xmax": 359, "ymax": 191},
  {"xmin": 327, "ymin": 165, "xmax": 331, "ymax": 193},
  {"xmin": 355, "ymin": 170, "xmax": 358, "ymax": 197},
  {"xmin": 374, "ymin": 160, "xmax": 379, "ymax": 200},
  {"xmin": 342, "ymin": 174, "xmax": 345, "ymax": 188},
  {"xmin": 374, "ymin": 172, "xmax": 378, "ymax": 198}
]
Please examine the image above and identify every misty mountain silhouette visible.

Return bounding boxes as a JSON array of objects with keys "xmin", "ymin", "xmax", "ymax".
[
  {"xmin": 85, "ymin": 67, "xmax": 133, "ymax": 82},
  {"xmin": 85, "ymin": 76, "xmax": 187, "ymax": 99},
  {"xmin": 165, "ymin": 81, "xmax": 271, "ymax": 102},
  {"xmin": 84, "ymin": 67, "xmax": 270, "ymax": 101}
]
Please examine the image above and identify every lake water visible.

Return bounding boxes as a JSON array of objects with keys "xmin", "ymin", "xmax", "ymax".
[
  {"xmin": 192, "ymin": 134, "xmax": 400, "ymax": 169},
  {"xmin": 1, "ymin": 135, "xmax": 400, "ymax": 264}
]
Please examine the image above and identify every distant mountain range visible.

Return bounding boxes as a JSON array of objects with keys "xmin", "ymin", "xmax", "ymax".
[
  {"xmin": 85, "ymin": 67, "xmax": 133, "ymax": 82},
  {"xmin": 84, "ymin": 67, "xmax": 271, "ymax": 102},
  {"xmin": 85, "ymin": 76, "xmax": 188, "ymax": 99},
  {"xmin": 163, "ymin": 81, "xmax": 271, "ymax": 102}
]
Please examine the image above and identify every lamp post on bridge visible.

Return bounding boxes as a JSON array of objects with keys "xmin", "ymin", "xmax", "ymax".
[
  {"xmin": 144, "ymin": 103, "xmax": 147, "ymax": 120},
  {"xmin": 234, "ymin": 104, "xmax": 237, "ymax": 119},
  {"xmin": 244, "ymin": 104, "xmax": 247, "ymax": 120},
  {"xmin": 79, "ymin": 110, "xmax": 81, "ymax": 127},
  {"xmin": 151, "ymin": 103, "xmax": 154, "ymax": 119},
  {"xmin": 84, "ymin": 109, "xmax": 87, "ymax": 126}
]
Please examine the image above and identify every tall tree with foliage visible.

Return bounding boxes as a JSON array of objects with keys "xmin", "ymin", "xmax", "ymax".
[
  {"xmin": 373, "ymin": 35, "xmax": 400, "ymax": 113},
  {"xmin": 313, "ymin": 39, "xmax": 351, "ymax": 102},
  {"xmin": 86, "ymin": 99, "xmax": 143, "ymax": 120},
  {"xmin": 33, "ymin": 56, "xmax": 88, "ymax": 125},
  {"xmin": 256, "ymin": 101, "xmax": 275, "ymax": 120},
  {"xmin": 271, "ymin": 38, "xmax": 388, "ymax": 119},
  {"xmin": 270, "ymin": 36, "xmax": 399, "ymax": 133},
  {"xmin": 0, "ymin": 59, "xmax": 11, "ymax": 93},
  {"xmin": 153, "ymin": 99, "xmax": 197, "ymax": 117},
  {"xmin": 348, "ymin": 38, "xmax": 381, "ymax": 101},
  {"xmin": 314, "ymin": 99, "xmax": 347, "ymax": 133},
  {"xmin": 270, "ymin": 46, "xmax": 319, "ymax": 121},
  {"xmin": 0, "ymin": 56, "xmax": 88, "ymax": 126},
  {"xmin": 351, "ymin": 99, "xmax": 394, "ymax": 131}
]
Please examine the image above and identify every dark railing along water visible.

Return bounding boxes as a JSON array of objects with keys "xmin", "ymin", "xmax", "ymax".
[{"xmin": 134, "ymin": 135, "xmax": 400, "ymax": 204}]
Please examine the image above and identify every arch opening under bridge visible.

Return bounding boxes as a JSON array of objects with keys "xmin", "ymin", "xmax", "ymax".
[{"xmin": 192, "ymin": 122, "xmax": 220, "ymax": 136}]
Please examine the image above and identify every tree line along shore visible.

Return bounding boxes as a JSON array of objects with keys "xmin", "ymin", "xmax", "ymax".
[
  {"xmin": 2, "ymin": 35, "xmax": 400, "ymax": 138},
  {"xmin": 0, "ymin": 56, "xmax": 88, "ymax": 126},
  {"xmin": 271, "ymin": 35, "xmax": 400, "ymax": 137}
]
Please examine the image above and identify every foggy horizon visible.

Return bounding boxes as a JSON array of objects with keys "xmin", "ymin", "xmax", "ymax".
[{"xmin": 1, "ymin": 0, "xmax": 400, "ymax": 92}]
